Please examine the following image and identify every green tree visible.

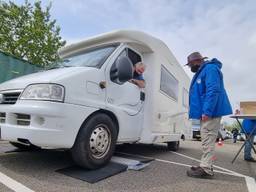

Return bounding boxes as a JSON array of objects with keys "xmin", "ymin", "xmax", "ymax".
[{"xmin": 0, "ymin": 0, "xmax": 66, "ymax": 67}]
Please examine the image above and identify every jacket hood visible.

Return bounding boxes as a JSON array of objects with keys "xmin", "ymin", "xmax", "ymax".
[
  {"xmin": 203, "ymin": 58, "xmax": 222, "ymax": 69},
  {"xmin": 191, "ymin": 58, "xmax": 223, "ymax": 87}
]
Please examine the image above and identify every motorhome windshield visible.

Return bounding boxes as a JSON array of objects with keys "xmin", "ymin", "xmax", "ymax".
[{"xmin": 51, "ymin": 45, "xmax": 117, "ymax": 69}]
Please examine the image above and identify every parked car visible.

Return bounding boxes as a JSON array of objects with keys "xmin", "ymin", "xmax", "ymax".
[
  {"xmin": 192, "ymin": 120, "xmax": 228, "ymax": 140},
  {"xmin": 237, "ymin": 133, "xmax": 246, "ymax": 141},
  {"xmin": 192, "ymin": 120, "xmax": 201, "ymax": 140},
  {"xmin": 225, "ymin": 131, "xmax": 232, "ymax": 139},
  {"xmin": 218, "ymin": 126, "xmax": 228, "ymax": 140}
]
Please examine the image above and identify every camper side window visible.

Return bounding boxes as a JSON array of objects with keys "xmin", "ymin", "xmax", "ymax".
[{"xmin": 160, "ymin": 65, "xmax": 179, "ymax": 101}]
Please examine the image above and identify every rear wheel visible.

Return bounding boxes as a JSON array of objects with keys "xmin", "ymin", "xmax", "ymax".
[
  {"xmin": 71, "ymin": 113, "xmax": 118, "ymax": 169},
  {"xmin": 167, "ymin": 141, "xmax": 180, "ymax": 151}
]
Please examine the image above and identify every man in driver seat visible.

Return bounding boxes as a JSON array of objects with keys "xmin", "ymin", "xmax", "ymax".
[{"xmin": 129, "ymin": 62, "xmax": 146, "ymax": 88}]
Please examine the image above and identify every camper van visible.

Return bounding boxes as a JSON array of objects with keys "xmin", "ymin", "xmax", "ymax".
[{"xmin": 0, "ymin": 30, "xmax": 191, "ymax": 169}]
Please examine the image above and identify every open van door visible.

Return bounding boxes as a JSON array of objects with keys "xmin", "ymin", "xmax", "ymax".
[{"xmin": 105, "ymin": 48, "xmax": 145, "ymax": 142}]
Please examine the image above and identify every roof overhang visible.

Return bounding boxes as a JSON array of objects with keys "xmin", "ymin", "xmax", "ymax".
[{"xmin": 59, "ymin": 30, "xmax": 161, "ymax": 58}]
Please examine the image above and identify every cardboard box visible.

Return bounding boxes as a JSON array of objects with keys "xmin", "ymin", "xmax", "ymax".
[{"xmin": 240, "ymin": 101, "xmax": 256, "ymax": 115}]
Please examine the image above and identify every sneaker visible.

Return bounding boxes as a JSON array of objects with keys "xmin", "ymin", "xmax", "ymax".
[
  {"xmin": 244, "ymin": 158, "xmax": 256, "ymax": 162},
  {"xmin": 187, "ymin": 167, "xmax": 214, "ymax": 179}
]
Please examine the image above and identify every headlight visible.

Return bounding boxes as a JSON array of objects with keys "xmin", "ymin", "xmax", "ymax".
[{"xmin": 19, "ymin": 84, "xmax": 65, "ymax": 102}]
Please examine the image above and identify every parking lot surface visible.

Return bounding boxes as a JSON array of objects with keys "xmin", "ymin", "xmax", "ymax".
[{"xmin": 0, "ymin": 140, "xmax": 255, "ymax": 192}]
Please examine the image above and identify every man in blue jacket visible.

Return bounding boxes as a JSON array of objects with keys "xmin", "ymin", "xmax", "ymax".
[
  {"xmin": 185, "ymin": 52, "xmax": 232, "ymax": 178},
  {"xmin": 241, "ymin": 119, "xmax": 256, "ymax": 162}
]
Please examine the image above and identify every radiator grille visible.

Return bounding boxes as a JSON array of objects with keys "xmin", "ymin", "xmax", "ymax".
[
  {"xmin": 0, "ymin": 91, "xmax": 21, "ymax": 104},
  {"xmin": 16, "ymin": 113, "xmax": 31, "ymax": 126},
  {"xmin": 0, "ymin": 112, "xmax": 5, "ymax": 123}
]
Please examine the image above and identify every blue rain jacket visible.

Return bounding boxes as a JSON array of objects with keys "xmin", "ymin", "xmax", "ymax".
[{"xmin": 189, "ymin": 58, "xmax": 232, "ymax": 119}]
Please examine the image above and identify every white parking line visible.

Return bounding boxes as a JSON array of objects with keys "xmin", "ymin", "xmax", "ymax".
[
  {"xmin": 171, "ymin": 151, "xmax": 256, "ymax": 192},
  {"xmin": 245, "ymin": 177, "xmax": 256, "ymax": 192},
  {"xmin": 170, "ymin": 151, "xmax": 245, "ymax": 177},
  {"xmin": 0, "ymin": 172, "xmax": 35, "ymax": 192},
  {"xmin": 118, "ymin": 151, "xmax": 256, "ymax": 192},
  {"xmin": 118, "ymin": 152, "xmax": 235, "ymax": 176},
  {"xmin": 150, "ymin": 157, "xmax": 239, "ymax": 177}
]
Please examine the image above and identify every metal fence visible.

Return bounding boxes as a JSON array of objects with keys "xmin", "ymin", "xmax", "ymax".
[{"xmin": 0, "ymin": 51, "xmax": 43, "ymax": 84}]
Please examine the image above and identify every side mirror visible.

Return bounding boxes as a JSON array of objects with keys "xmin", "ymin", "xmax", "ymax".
[{"xmin": 110, "ymin": 56, "xmax": 133, "ymax": 84}]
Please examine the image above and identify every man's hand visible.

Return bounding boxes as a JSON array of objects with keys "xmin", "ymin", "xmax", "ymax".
[
  {"xmin": 129, "ymin": 79, "xmax": 145, "ymax": 88},
  {"xmin": 201, "ymin": 114, "xmax": 209, "ymax": 122}
]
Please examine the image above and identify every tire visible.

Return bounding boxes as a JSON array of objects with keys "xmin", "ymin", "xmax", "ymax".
[
  {"xmin": 71, "ymin": 113, "xmax": 118, "ymax": 169},
  {"xmin": 9, "ymin": 142, "xmax": 40, "ymax": 150},
  {"xmin": 167, "ymin": 141, "xmax": 180, "ymax": 151}
]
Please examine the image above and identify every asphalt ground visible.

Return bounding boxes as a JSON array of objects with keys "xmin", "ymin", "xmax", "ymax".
[{"xmin": 0, "ymin": 139, "xmax": 255, "ymax": 192}]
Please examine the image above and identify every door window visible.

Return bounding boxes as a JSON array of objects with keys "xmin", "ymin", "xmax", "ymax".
[
  {"xmin": 110, "ymin": 48, "xmax": 142, "ymax": 84},
  {"xmin": 127, "ymin": 49, "xmax": 142, "ymax": 65}
]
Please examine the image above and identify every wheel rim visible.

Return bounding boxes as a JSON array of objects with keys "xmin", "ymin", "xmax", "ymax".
[{"xmin": 89, "ymin": 124, "xmax": 111, "ymax": 159}]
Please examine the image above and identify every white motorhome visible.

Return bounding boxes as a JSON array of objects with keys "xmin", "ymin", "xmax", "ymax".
[{"xmin": 0, "ymin": 30, "xmax": 191, "ymax": 169}]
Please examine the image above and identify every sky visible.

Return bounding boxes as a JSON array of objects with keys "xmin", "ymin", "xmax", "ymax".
[{"xmin": 12, "ymin": 0, "xmax": 256, "ymax": 120}]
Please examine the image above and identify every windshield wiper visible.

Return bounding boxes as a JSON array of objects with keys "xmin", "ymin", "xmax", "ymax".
[
  {"xmin": 46, "ymin": 65, "xmax": 72, "ymax": 70},
  {"xmin": 46, "ymin": 59, "xmax": 72, "ymax": 70}
]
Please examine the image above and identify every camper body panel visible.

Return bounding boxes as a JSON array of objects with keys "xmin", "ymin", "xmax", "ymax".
[
  {"xmin": 139, "ymin": 52, "xmax": 191, "ymax": 143},
  {"xmin": 0, "ymin": 30, "xmax": 191, "ymax": 149},
  {"xmin": 101, "ymin": 43, "xmax": 144, "ymax": 142},
  {"xmin": 0, "ymin": 100, "xmax": 97, "ymax": 148}
]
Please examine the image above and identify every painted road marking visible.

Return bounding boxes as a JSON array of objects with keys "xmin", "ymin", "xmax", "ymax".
[
  {"xmin": 171, "ymin": 151, "xmax": 256, "ymax": 192},
  {"xmin": 118, "ymin": 151, "xmax": 256, "ymax": 192},
  {"xmin": 245, "ymin": 177, "xmax": 256, "ymax": 192},
  {"xmin": 170, "ymin": 151, "xmax": 245, "ymax": 177},
  {"xmin": 0, "ymin": 149, "xmax": 254, "ymax": 192},
  {"xmin": 0, "ymin": 172, "xmax": 35, "ymax": 192},
  {"xmin": 117, "ymin": 152, "xmax": 231, "ymax": 175}
]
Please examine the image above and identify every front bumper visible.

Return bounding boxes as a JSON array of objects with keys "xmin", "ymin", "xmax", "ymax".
[{"xmin": 0, "ymin": 100, "xmax": 97, "ymax": 148}]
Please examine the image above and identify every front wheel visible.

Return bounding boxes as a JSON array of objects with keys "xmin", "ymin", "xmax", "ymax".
[
  {"xmin": 167, "ymin": 141, "xmax": 180, "ymax": 151},
  {"xmin": 71, "ymin": 113, "xmax": 118, "ymax": 169}
]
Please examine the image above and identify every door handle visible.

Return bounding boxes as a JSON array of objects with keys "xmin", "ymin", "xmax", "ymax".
[
  {"xmin": 99, "ymin": 81, "xmax": 106, "ymax": 89},
  {"xmin": 140, "ymin": 92, "xmax": 145, "ymax": 101}
]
